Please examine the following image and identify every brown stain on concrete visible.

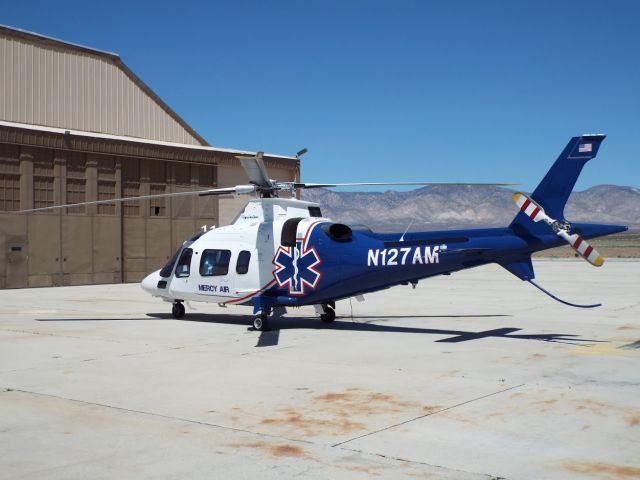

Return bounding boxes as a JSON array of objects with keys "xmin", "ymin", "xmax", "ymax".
[
  {"xmin": 486, "ymin": 411, "xmax": 504, "ymax": 418},
  {"xmin": 343, "ymin": 464, "xmax": 383, "ymax": 476},
  {"xmin": 569, "ymin": 398, "xmax": 640, "ymax": 428},
  {"xmin": 528, "ymin": 353, "xmax": 546, "ymax": 360},
  {"xmin": 422, "ymin": 405, "xmax": 442, "ymax": 414},
  {"xmin": 312, "ymin": 388, "xmax": 416, "ymax": 415},
  {"xmin": 563, "ymin": 460, "xmax": 640, "ymax": 478},
  {"xmin": 581, "ymin": 424, "xmax": 591, "ymax": 431},
  {"xmin": 574, "ymin": 398, "xmax": 611, "ymax": 415},
  {"xmin": 316, "ymin": 392, "xmax": 351, "ymax": 402},
  {"xmin": 616, "ymin": 324, "xmax": 635, "ymax": 331},
  {"xmin": 259, "ymin": 408, "xmax": 366, "ymax": 435},
  {"xmin": 440, "ymin": 411, "xmax": 480, "ymax": 427},
  {"xmin": 227, "ymin": 441, "xmax": 309, "ymax": 458},
  {"xmin": 256, "ymin": 388, "xmax": 436, "ymax": 437},
  {"xmin": 268, "ymin": 444, "xmax": 307, "ymax": 458},
  {"xmin": 525, "ymin": 397, "xmax": 560, "ymax": 413}
]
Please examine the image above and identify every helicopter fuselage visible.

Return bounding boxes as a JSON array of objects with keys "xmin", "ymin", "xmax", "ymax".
[{"xmin": 141, "ymin": 197, "xmax": 625, "ymax": 314}]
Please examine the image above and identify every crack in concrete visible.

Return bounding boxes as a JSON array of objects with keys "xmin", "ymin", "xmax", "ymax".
[
  {"xmin": 331, "ymin": 383, "xmax": 526, "ymax": 447},
  {"xmin": 2, "ymin": 387, "xmax": 316, "ymax": 446},
  {"xmin": 339, "ymin": 449, "xmax": 499, "ymax": 479}
]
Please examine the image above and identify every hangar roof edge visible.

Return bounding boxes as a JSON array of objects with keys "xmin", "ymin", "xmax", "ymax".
[
  {"xmin": 0, "ymin": 120, "xmax": 298, "ymax": 161},
  {"xmin": 0, "ymin": 24, "xmax": 120, "ymax": 59}
]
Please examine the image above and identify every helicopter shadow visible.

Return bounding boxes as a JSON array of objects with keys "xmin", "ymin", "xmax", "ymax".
[
  {"xmin": 143, "ymin": 312, "xmax": 604, "ymax": 348},
  {"xmin": 36, "ymin": 313, "xmax": 604, "ymax": 348}
]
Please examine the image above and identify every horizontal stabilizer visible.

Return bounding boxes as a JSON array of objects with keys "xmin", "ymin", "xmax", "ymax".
[{"xmin": 500, "ymin": 256, "xmax": 535, "ymax": 281}]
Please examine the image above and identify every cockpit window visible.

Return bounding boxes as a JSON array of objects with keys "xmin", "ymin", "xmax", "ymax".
[
  {"xmin": 161, "ymin": 231, "xmax": 205, "ymax": 278},
  {"xmin": 175, "ymin": 248, "xmax": 193, "ymax": 278},
  {"xmin": 159, "ymin": 248, "xmax": 181, "ymax": 278},
  {"xmin": 200, "ymin": 249, "xmax": 231, "ymax": 276}
]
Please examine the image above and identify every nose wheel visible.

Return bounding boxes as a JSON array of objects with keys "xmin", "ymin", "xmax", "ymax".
[{"xmin": 172, "ymin": 301, "xmax": 185, "ymax": 319}]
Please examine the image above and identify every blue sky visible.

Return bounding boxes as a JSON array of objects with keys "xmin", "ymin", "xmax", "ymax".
[{"xmin": 3, "ymin": 0, "xmax": 639, "ymax": 191}]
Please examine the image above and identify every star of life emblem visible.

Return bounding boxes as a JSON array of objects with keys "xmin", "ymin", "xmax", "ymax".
[{"xmin": 273, "ymin": 240, "xmax": 322, "ymax": 296}]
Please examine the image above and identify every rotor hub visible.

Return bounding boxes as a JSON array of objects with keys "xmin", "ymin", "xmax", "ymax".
[{"xmin": 551, "ymin": 220, "xmax": 571, "ymax": 234}]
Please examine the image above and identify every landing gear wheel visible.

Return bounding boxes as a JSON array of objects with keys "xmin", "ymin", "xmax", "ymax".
[
  {"xmin": 253, "ymin": 315, "xmax": 269, "ymax": 331},
  {"xmin": 320, "ymin": 305, "xmax": 336, "ymax": 323},
  {"xmin": 172, "ymin": 302, "xmax": 185, "ymax": 319}
]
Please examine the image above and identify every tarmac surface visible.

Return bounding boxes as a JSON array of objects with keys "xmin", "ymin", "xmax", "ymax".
[{"xmin": 1, "ymin": 260, "xmax": 639, "ymax": 479}]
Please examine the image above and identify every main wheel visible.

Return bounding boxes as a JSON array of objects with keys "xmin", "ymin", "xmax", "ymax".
[
  {"xmin": 253, "ymin": 315, "xmax": 269, "ymax": 331},
  {"xmin": 172, "ymin": 302, "xmax": 185, "ymax": 319},
  {"xmin": 320, "ymin": 305, "xmax": 336, "ymax": 323}
]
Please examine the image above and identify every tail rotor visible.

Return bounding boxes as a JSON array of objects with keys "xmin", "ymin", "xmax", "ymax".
[{"xmin": 512, "ymin": 192, "xmax": 604, "ymax": 267}]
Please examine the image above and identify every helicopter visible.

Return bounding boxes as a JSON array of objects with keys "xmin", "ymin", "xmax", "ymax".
[{"xmin": 22, "ymin": 135, "xmax": 627, "ymax": 331}]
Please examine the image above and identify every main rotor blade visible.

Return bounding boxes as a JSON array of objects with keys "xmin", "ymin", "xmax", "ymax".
[
  {"xmin": 16, "ymin": 186, "xmax": 244, "ymax": 214},
  {"xmin": 237, "ymin": 152, "xmax": 273, "ymax": 188},
  {"xmin": 294, "ymin": 181, "xmax": 519, "ymax": 189}
]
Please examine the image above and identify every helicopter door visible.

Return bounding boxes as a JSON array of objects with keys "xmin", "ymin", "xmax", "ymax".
[
  {"xmin": 233, "ymin": 249, "xmax": 257, "ymax": 296},
  {"xmin": 198, "ymin": 248, "xmax": 233, "ymax": 298},
  {"xmin": 171, "ymin": 247, "xmax": 194, "ymax": 294}
]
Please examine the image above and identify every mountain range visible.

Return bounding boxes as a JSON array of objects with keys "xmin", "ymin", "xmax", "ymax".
[{"xmin": 301, "ymin": 185, "xmax": 640, "ymax": 232}]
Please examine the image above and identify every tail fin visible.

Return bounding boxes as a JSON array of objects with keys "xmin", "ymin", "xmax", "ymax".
[{"xmin": 510, "ymin": 134, "xmax": 605, "ymax": 233}]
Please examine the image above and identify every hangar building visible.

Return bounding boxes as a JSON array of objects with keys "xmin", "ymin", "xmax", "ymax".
[{"xmin": 0, "ymin": 25, "xmax": 299, "ymax": 289}]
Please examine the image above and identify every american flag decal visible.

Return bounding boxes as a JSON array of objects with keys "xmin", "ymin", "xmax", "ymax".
[{"xmin": 578, "ymin": 143, "xmax": 592, "ymax": 153}]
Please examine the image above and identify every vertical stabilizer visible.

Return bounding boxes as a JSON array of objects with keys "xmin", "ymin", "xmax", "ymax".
[
  {"xmin": 530, "ymin": 134, "xmax": 605, "ymax": 219},
  {"xmin": 510, "ymin": 135, "xmax": 605, "ymax": 234}
]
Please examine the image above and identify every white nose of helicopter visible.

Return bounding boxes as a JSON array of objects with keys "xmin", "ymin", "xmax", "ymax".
[{"xmin": 141, "ymin": 270, "xmax": 163, "ymax": 295}]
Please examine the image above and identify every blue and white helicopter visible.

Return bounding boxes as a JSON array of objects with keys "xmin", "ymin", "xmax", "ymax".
[
  {"xmin": 26, "ymin": 135, "xmax": 627, "ymax": 331},
  {"xmin": 135, "ymin": 134, "xmax": 625, "ymax": 330}
]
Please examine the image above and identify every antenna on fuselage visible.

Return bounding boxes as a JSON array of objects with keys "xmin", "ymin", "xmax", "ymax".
[{"xmin": 399, "ymin": 219, "xmax": 414, "ymax": 242}]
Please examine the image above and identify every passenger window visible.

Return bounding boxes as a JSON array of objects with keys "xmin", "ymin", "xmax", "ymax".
[
  {"xmin": 200, "ymin": 249, "xmax": 231, "ymax": 276},
  {"xmin": 236, "ymin": 251, "xmax": 251, "ymax": 274},
  {"xmin": 175, "ymin": 248, "xmax": 193, "ymax": 278}
]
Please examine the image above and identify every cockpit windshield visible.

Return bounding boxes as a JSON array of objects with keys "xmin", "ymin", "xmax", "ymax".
[
  {"xmin": 159, "ymin": 248, "xmax": 181, "ymax": 278},
  {"xmin": 158, "ymin": 230, "xmax": 207, "ymax": 278}
]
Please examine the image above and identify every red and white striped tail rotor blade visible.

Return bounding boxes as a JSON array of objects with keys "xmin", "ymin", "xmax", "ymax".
[
  {"xmin": 512, "ymin": 192, "xmax": 604, "ymax": 267},
  {"xmin": 556, "ymin": 230, "xmax": 605, "ymax": 267},
  {"xmin": 512, "ymin": 192, "xmax": 553, "ymax": 224}
]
